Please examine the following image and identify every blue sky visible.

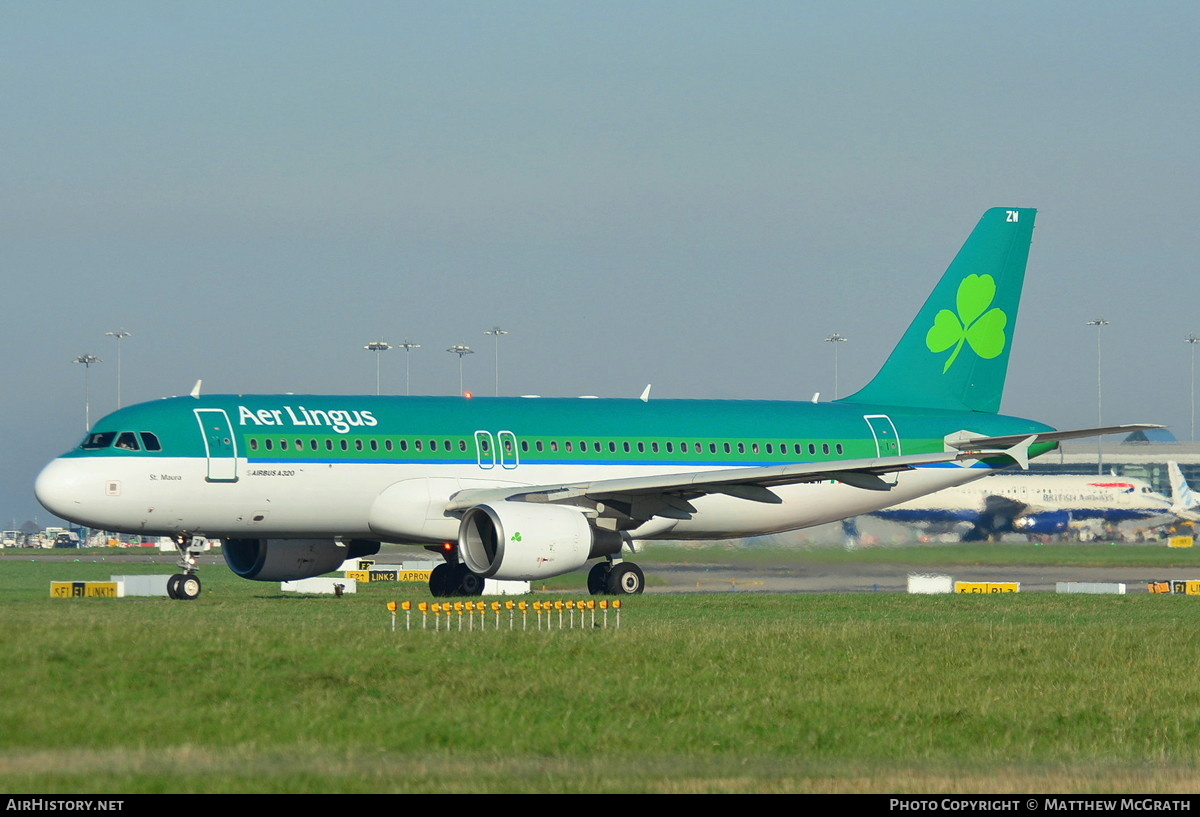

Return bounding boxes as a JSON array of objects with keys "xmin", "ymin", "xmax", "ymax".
[{"xmin": 3, "ymin": 1, "xmax": 1198, "ymax": 525}]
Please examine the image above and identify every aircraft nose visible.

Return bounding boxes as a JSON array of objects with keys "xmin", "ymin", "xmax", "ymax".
[{"xmin": 35, "ymin": 458, "xmax": 88, "ymax": 521}]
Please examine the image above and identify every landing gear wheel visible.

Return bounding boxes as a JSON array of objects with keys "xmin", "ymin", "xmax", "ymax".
[
  {"xmin": 456, "ymin": 565, "xmax": 485, "ymax": 596},
  {"xmin": 167, "ymin": 534, "xmax": 201, "ymax": 601},
  {"xmin": 587, "ymin": 562, "xmax": 611, "ymax": 595},
  {"xmin": 175, "ymin": 574, "xmax": 201, "ymax": 600},
  {"xmin": 429, "ymin": 563, "xmax": 455, "ymax": 597},
  {"xmin": 606, "ymin": 562, "xmax": 645, "ymax": 595}
]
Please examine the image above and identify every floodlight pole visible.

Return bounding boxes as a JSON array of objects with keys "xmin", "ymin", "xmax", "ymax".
[
  {"xmin": 1086, "ymin": 318, "xmax": 1109, "ymax": 475},
  {"xmin": 72, "ymin": 354, "xmax": 102, "ymax": 431},
  {"xmin": 1187, "ymin": 334, "xmax": 1200, "ymax": 442},
  {"xmin": 484, "ymin": 326, "xmax": 508, "ymax": 396},
  {"xmin": 364, "ymin": 341, "xmax": 393, "ymax": 395},
  {"xmin": 447, "ymin": 344, "xmax": 474, "ymax": 395},
  {"xmin": 105, "ymin": 329, "xmax": 131, "ymax": 408},
  {"xmin": 824, "ymin": 332, "xmax": 846, "ymax": 399},
  {"xmin": 399, "ymin": 340, "xmax": 421, "ymax": 396}
]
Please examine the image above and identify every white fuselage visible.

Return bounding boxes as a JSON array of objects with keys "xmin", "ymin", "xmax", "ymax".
[{"xmin": 35, "ymin": 454, "xmax": 1004, "ymax": 542}]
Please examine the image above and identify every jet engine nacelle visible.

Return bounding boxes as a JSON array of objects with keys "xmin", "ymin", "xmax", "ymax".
[
  {"xmin": 1011, "ymin": 511, "xmax": 1070, "ymax": 536},
  {"xmin": 459, "ymin": 502, "xmax": 623, "ymax": 580},
  {"xmin": 223, "ymin": 538, "xmax": 381, "ymax": 581}
]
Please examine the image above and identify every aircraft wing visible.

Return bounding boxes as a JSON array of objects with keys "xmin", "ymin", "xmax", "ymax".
[
  {"xmin": 445, "ymin": 448, "xmax": 1015, "ymax": 521},
  {"xmin": 946, "ymin": 424, "xmax": 1164, "ymax": 451}
]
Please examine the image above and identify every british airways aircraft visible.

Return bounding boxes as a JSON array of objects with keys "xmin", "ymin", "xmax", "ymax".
[
  {"xmin": 872, "ymin": 473, "xmax": 1176, "ymax": 540},
  {"xmin": 34, "ymin": 208, "xmax": 1156, "ymax": 599}
]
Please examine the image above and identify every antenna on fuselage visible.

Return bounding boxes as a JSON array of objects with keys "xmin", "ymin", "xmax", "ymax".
[
  {"xmin": 811, "ymin": 392, "xmax": 820, "ymax": 403},
  {"xmin": 640, "ymin": 384, "xmax": 651, "ymax": 402},
  {"xmin": 190, "ymin": 380, "xmax": 203, "ymax": 399}
]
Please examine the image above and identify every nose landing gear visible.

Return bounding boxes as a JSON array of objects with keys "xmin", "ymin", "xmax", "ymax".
[{"xmin": 166, "ymin": 534, "xmax": 202, "ymax": 600}]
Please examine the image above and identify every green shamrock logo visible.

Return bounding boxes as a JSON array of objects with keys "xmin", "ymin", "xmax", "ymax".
[
  {"xmin": 511, "ymin": 531, "xmax": 523, "ymax": 542},
  {"xmin": 925, "ymin": 274, "xmax": 1008, "ymax": 373}
]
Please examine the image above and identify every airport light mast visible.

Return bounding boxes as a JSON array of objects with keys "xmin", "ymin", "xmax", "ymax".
[
  {"xmin": 1187, "ymin": 334, "xmax": 1200, "ymax": 442},
  {"xmin": 447, "ymin": 344, "xmax": 474, "ymax": 396},
  {"xmin": 364, "ymin": 341, "xmax": 393, "ymax": 395},
  {"xmin": 484, "ymin": 326, "xmax": 508, "ymax": 396},
  {"xmin": 1086, "ymin": 318, "xmax": 1109, "ymax": 475},
  {"xmin": 824, "ymin": 332, "xmax": 847, "ymax": 399},
  {"xmin": 72, "ymin": 354, "xmax": 102, "ymax": 431},
  {"xmin": 104, "ymin": 329, "xmax": 131, "ymax": 408},
  {"xmin": 399, "ymin": 340, "xmax": 421, "ymax": 396}
]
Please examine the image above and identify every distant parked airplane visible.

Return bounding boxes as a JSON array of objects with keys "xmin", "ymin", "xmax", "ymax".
[{"xmin": 872, "ymin": 473, "xmax": 1176, "ymax": 540}]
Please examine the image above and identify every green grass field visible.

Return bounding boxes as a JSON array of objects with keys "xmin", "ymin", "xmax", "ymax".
[{"xmin": 4, "ymin": 545, "xmax": 1200, "ymax": 793}]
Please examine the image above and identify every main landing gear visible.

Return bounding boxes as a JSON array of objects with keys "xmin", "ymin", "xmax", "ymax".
[
  {"xmin": 429, "ymin": 562, "xmax": 485, "ymax": 597},
  {"xmin": 587, "ymin": 559, "xmax": 645, "ymax": 596},
  {"xmin": 166, "ymin": 534, "xmax": 202, "ymax": 601}
]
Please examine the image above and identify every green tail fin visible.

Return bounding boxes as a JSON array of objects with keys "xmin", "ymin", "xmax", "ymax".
[{"xmin": 841, "ymin": 207, "xmax": 1036, "ymax": 413}]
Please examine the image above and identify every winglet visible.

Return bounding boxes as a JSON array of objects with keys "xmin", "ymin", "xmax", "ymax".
[
  {"xmin": 1006, "ymin": 435, "xmax": 1036, "ymax": 470},
  {"xmin": 640, "ymin": 384, "xmax": 651, "ymax": 403},
  {"xmin": 190, "ymin": 380, "xmax": 203, "ymax": 399}
]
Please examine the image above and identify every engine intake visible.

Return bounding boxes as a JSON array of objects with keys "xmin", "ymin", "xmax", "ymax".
[
  {"xmin": 459, "ymin": 502, "xmax": 622, "ymax": 580},
  {"xmin": 223, "ymin": 538, "xmax": 380, "ymax": 581}
]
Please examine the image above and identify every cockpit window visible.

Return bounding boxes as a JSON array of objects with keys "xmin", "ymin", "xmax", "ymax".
[
  {"xmin": 81, "ymin": 432, "xmax": 116, "ymax": 450},
  {"xmin": 114, "ymin": 432, "xmax": 141, "ymax": 451},
  {"xmin": 140, "ymin": 432, "xmax": 162, "ymax": 452}
]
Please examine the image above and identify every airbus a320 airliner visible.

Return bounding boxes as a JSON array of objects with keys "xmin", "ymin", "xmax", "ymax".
[{"xmin": 35, "ymin": 208, "xmax": 1156, "ymax": 599}]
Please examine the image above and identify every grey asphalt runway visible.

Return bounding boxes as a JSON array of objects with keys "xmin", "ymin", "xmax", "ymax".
[
  {"xmin": 7, "ymin": 547, "xmax": 1196, "ymax": 595},
  {"xmin": 647, "ymin": 561, "xmax": 1197, "ymax": 594}
]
